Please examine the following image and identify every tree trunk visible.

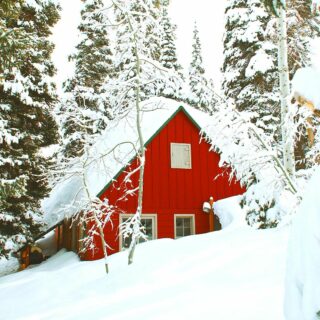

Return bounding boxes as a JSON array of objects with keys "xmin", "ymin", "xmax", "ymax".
[
  {"xmin": 83, "ymin": 166, "xmax": 109, "ymax": 274},
  {"xmin": 277, "ymin": 5, "xmax": 296, "ymax": 179},
  {"xmin": 126, "ymin": 12, "xmax": 146, "ymax": 266}
]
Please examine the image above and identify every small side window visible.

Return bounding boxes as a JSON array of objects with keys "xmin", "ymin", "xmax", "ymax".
[
  {"xmin": 170, "ymin": 143, "xmax": 192, "ymax": 169},
  {"xmin": 174, "ymin": 215, "xmax": 195, "ymax": 239},
  {"xmin": 120, "ymin": 215, "xmax": 156, "ymax": 250}
]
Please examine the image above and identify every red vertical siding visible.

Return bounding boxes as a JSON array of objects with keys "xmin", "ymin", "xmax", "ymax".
[{"xmin": 84, "ymin": 110, "xmax": 245, "ymax": 260}]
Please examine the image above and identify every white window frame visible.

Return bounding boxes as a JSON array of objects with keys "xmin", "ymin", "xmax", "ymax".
[
  {"xmin": 174, "ymin": 214, "xmax": 195, "ymax": 239},
  {"xmin": 119, "ymin": 214, "xmax": 157, "ymax": 251},
  {"xmin": 170, "ymin": 143, "xmax": 192, "ymax": 169}
]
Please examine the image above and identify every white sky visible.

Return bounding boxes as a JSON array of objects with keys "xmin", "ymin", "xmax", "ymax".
[
  {"xmin": 51, "ymin": 0, "xmax": 227, "ymax": 92},
  {"xmin": 169, "ymin": 0, "xmax": 226, "ymax": 85}
]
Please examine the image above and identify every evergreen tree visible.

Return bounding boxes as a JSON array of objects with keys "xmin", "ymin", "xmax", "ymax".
[
  {"xmin": 159, "ymin": 5, "xmax": 180, "ymax": 71},
  {"xmin": 108, "ymin": 0, "xmax": 165, "ymax": 115},
  {"xmin": 188, "ymin": 21, "xmax": 215, "ymax": 113},
  {"xmin": 286, "ymin": 0, "xmax": 320, "ymax": 168},
  {"xmin": 0, "ymin": 0, "xmax": 60, "ymax": 258},
  {"xmin": 222, "ymin": 0, "xmax": 279, "ymax": 138},
  {"xmin": 262, "ymin": 0, "xmax": 320, "ymax": 168},
  {"xmin": 286, "ymin": 0, "xmax": 320, "ymax": 77},
  {"xmin": 0, "ymin": 0, "xmax": 28, "ymax": 73},
  {"xmin": 223, "ymin": 0, "xmax": 320, "ymax": 227},
  {"xmin": 61, "ymin": 0, "xmax": 113, "ymax": 158},
  {"xmin": 222, "ymin": 0, "xmax": 282, "ymax": 227},
  {"xmin": 158, "ymin": 3, "xmax": 184, "ymax": 100},
  {"xmin": 223, "ymin": 0, "xmax": 320, "ymax": 139}
]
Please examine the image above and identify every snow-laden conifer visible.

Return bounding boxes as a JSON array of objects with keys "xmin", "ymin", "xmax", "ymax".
[
  {"xmin": 0, "ymin": 0, "xmax": 60, "ymax": 258},
  {"xmin": 188, "ymin": 21, "xmax": 216, "ymax": 113},
  {"xmin": 60, "ymin": 0, "xmax": 114, "ymax": 159},
  {"xmin": 223, "ymin": 0, "xmax": 280, "ymax": 139},
  {"xmin": 202, "ymin": 94, "xmax": 298, "ymax": 228},
  {"xmin": 107, "ymin": 0, "xmax": 172, "ymax": 115},
  {"xmin": 0, "ymin": 0, "xmax": 29, "ymax": 72},
  {"xmin": 157, "ymin": 3, "xmax": 184, "ymax": 100}
]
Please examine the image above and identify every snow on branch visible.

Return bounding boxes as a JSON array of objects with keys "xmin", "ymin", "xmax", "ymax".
[{"xmin": 201, "ymin": 94, "xmax": 299, "ymax": 227}]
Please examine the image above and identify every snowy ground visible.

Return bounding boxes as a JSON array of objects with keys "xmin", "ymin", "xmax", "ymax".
[{"xmin": 0, "ymin": 198, "xmax": 289, "ymax": 320}]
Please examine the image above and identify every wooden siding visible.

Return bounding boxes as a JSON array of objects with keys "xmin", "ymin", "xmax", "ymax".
[{"xmin": 82, "ymin": 110, "xmax": 245, "ymax": 260}]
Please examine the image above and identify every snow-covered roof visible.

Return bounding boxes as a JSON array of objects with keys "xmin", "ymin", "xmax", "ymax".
[
  {"xmin": 42, "ymin": 98, "xmax": 212, "ymax": 228},
  {"xmin": 292, "ymin": 67, "xmax": 320, "ymax": 111}
]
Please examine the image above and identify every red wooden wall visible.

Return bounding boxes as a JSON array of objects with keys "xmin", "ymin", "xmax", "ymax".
[{"xmin": 82, "ymin": 109, "xmax": 245, "ymax": 260}]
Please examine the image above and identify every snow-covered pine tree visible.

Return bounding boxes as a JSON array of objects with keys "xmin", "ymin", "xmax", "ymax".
[
  {"xmin": 0, "ymin": 0, "xmax": 28, "ymax": 73},
  {"xmin": 60, "ymin": 0, "xmax": 113, "ymax": 158},
  {"xmin": 188, "ymin": 21, "xmax": 216, "ymax": 113},
  {"xmin": 157, "ymin": 2, "xmax": 184, "ymax": 100},
  {"xmin": 286, "ymin": 0, "xmax": 320, "ymax": 77},
  {"xmin": 222, "ymin": 0, "xmax": 284, "ymax": 227},
  {"xmin": 223, "ymin": 0, "xmax": 279, "ymax": 139},
  {"xmin": 286, "ymin": 0, "xmax": 320, "ymax": 168},
  {"xmin": 0, "ymin": 0, "xmax": 60, "ymax": 258},
  {"xmin": 263, "ymin": 0, "xmax": 320, "ymax": 173},
  {"xmin": 108, "ymin": 0, "xmax": 166, "ymax": 116},
  {"xmin": 222, "ymin": 0, "xmax": 319, "ymax": 227}
]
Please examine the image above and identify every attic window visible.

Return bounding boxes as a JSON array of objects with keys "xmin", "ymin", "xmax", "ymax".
[{"xmin": 170, "ymin": 143, "xmax": 192, "ymax": 169}]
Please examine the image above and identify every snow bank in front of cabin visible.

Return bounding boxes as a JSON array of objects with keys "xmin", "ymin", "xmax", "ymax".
[
  {"xmin": 0, "ymin": 198, "xmax": 289, "ymax": 320},
  {"xmin": 42, "ymin": 97, "xmax": 220, "ymax": 228},
  {"xmin": 0, "ymin": 256, "xmax": 19, "ymax": 277},
  {"xmin": 214, "ymin": 195, "xmax": 246, "ymax": 229},
  {"xmin": 284, "ymin": 167, "xmax": 320, "ymax": 320}
]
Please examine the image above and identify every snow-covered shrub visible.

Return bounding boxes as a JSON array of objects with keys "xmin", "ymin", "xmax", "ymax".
[{"xmin": 202, "ymin": 100, "xmax": 298, "ymax": 228}]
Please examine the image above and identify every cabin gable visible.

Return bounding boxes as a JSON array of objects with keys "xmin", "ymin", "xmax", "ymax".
[{"xmin": 81, "ymin": 109, "xmax": 244, "ymax": 259}]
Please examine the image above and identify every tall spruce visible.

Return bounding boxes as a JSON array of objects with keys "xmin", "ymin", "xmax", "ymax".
[
  {"xmin": 0, "ymin": 0, "xmax": 60, "ymax": 258},
  {"xmin": 188, "ymin": 21, "xmax": 215, "ymax": 113},
  {"xmin": 223, "ymin": 0, "xmax": 320, "ymax": 227},
  {"xmin": 0, "ymin": 0, "xmax": 28, "ymax": 72},
  {"xmin": 286, "ymin": 0, "xmax": 320, "ymax": 168},
  {"xmin": 287, "ymin": 0, "xmax": 320, "ymax": 77},
  {"xmin": 222, "ymin": 0, "xmax": 281, "ymax": 227},
  {"xmin": 157, "ymin": 3, "xmax": 183, "ymax": 100},
  {"xmin": 222, "ymin": 0, "xmax": 279, "ymax": 138},
  {"xmin": 223, "ymin": 0, "xmax": 320, "ymax": 140},
  {"xmin": 108, "ymin": 0, "xmax": 164, "ymax": 115},
  {"xmin": 61, "ymin": 0, "xmax": 113, "ymax": 158}
]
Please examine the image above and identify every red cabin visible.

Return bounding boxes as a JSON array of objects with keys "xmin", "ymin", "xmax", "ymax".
[{"xmin": 43, "ymin": 100, "xmax": 245, "ymax": 261}]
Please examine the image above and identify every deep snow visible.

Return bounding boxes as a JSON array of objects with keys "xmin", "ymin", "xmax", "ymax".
[
  {"xmin": 284, "ymin": 167, "xmax": 320, "ymax": 320},
  {"xmin": 0, "ymin": 197, "xmax": 289, "ymax": 320}
]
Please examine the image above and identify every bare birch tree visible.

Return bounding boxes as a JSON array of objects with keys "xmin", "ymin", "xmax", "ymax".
[
  {"xmin": 263, "ymin": 0, "xmax": 296, "ymax": 179},
  {"xmin": 103, "ymin": 0, "xmax": 181, "ymax": 265},
  {"xmin": 50, "ymin": 138, "xmax": 140, "ymax": 274}
]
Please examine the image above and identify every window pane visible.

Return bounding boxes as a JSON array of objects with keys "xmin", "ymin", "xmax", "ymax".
[
  {"xmin": 123, "ymin": 234, "xmax": 132, "ymax": 249},
  {"xmin": 183, "ymin": 218, "xmax": 191, "ymax": 228},
  {"xmin": 141, "ymin": 218, "xmax": 153, "ymax": 240},
  {"xmin": 175, "ymin": 216, "xmax": 193, "ymax": 238},
  {"xmin": 122, "ymin": 217, "xmax": 154, "ymax": 248},
  {"xmin": 176, "ymin": 218, "xmax": 183, "ymax": 227},
  {"xmin": 184, "ymin": 227, "xmax": 191, "ymax": 236},
  {"xmin": 176, "ymin": 226, "xmax": 183, "ymax": 237}
]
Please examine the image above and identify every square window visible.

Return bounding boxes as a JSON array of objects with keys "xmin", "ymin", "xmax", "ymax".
[
  {"xmin": 175, "ymin": 215, "xmax": 195, "ymax": 239},
  {"xmin": 120, "ymin": 216, "xmax": 156, "ymax": 250},
  {"xmin": 170, "ymin": 143, "xmax": 192, "ymax": 169}
]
